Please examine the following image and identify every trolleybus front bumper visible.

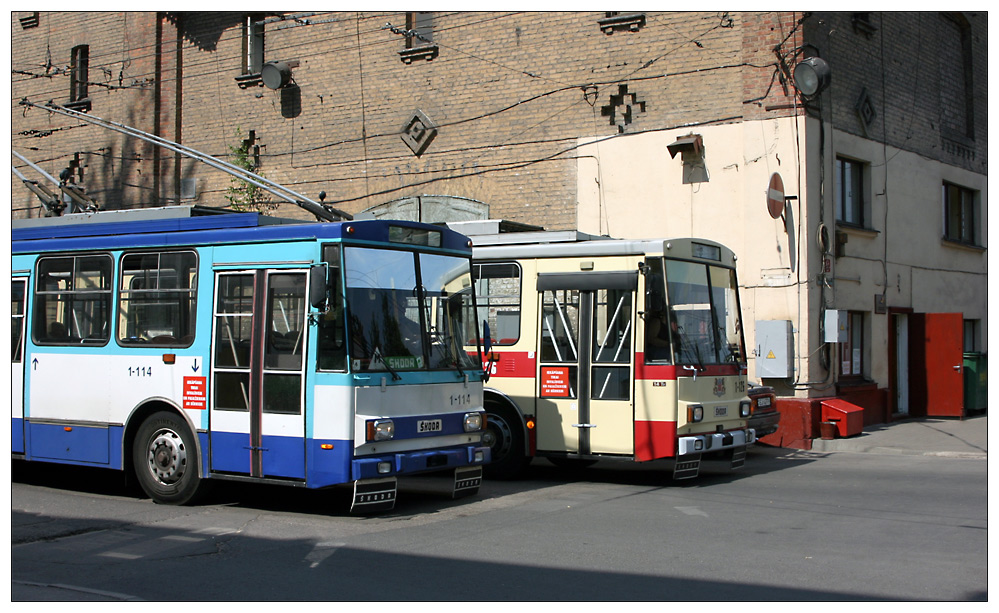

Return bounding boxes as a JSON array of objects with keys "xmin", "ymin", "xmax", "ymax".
[
  {"xmin": 351, "ymin": 443, "xmax": 489, "ymax": 481},
  {"xmin": 350, "ymin": 444, "xmax": 489, "ymax": 513},
  {"xmin": 673, "ymin": 428, "xmax": 756, "ymax": 480}
]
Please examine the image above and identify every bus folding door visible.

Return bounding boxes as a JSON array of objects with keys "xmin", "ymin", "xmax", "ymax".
[{"xmin": 211, "ymin": 270, "xmax": 308, "ymax": 479}]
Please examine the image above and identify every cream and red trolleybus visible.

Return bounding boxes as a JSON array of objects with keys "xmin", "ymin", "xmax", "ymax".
[{"xmin": 454, "ymin": 222, "xmax": 768, "ymax": 480}]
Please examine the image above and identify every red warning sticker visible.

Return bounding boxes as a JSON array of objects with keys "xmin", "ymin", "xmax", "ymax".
[
  {"xmin": 183, "ymin": 376, "xmax": 207, "ymax": 410},
  {"xmin": 540, "ymin": 367, "xmax": 571, "ymax": 397}
]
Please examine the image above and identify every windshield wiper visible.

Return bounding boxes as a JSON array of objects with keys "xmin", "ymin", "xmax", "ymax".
[
  {"xmin": 675, "ymin": 326, "xmax": 706, "ymax": 378},
  {"xmin": 429, "ymin": 324, "xmax": 464, "ymax": 377}
]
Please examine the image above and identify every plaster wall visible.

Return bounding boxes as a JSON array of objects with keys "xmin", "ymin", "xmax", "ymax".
[
  {"xmin": 576, "ymin": 115, "xmax": 988, "ymax": 396},
  {"xmin": 576, "ymin": 116, "xmax": 819, "ymax": 391}
]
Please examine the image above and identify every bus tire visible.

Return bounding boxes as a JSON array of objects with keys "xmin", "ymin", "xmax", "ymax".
[
  {"xmin": 483, "ymin": 402, "xmax": 529, "ymax": 479},
  {"xmin": 132, "ymin": 411, "xmax": 209, "ymax": 505}
]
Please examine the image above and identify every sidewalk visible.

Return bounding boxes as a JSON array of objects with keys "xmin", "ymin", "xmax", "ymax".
[{"xmin": 808, "ymin": 413, "xmax": 988, "ymax": 458}]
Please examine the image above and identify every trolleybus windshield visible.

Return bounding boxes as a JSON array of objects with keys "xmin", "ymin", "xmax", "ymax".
[
  {"xmin": 343, "ymin": 247, "xmax": 479, "ymax": 373},
  {"xmin": 657, "ymin": 259, "xmax": 745, "ymax": 366}
]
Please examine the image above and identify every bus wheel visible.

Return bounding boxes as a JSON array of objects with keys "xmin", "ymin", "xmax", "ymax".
[
  {"xmin": 483, "ymin": 404, "xmax": 529, "ymax": 479},
  {"xmin": 133, "ymin": 411, "xmax": 209, "ymax": 505}
]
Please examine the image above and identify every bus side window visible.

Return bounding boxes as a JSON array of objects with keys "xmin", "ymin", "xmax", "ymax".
[
  {"xmin": 473, "ymin": 262, "xmax": 521, "ymax": 346},
  {"xmin": 117, "ymin": 251, "xmax": 197, "ymax": 347},
  {"xmin": 317, "ymin": 244, "xmax": 347, "ymax": 371},
  {"xmin": 34, "ymin": 254, "xmax": 112, "ymax": 346}
]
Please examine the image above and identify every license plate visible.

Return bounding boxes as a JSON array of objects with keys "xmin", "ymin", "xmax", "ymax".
[
  {"xmin": 715, "ymin": 406, "xmax": 727, "ymax": 417},
  {"xmin": 757, "ymin": 397, "xmax": 771, "ymax": 408},
  {"xmin": 418, "ymin": 419, "xmax": 443, "ymax": 434}
]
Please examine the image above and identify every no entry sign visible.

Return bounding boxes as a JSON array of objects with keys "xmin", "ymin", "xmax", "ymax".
[{"xmin": 767, "ymin": 173, "xmax": 785, "ymax": 219}]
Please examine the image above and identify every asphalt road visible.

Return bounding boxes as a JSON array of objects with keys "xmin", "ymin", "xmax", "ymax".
[{"xmin": 11, "ymin": 445, "xmax": 988, "ymax": 601}]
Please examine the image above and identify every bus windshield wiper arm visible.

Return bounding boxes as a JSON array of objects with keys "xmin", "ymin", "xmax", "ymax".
[{"xmin": 430, "ymin": 325, "xmax": 464, "ymax": 377}]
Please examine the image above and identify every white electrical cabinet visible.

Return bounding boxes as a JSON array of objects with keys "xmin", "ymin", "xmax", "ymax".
[
  {"xmin": 824, "ymin": 310, "xmax": 848, "ymax": 343},
  {"xmin": 755, "ymin": 320, "xmax": 793, "ymax": 379}
]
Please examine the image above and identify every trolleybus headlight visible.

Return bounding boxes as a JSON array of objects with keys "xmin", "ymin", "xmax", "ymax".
[
  {"xmin": 740, "ymin": 400, "xmax": 752, "ymax": 418},
  {"xmin": 463, "ymin": 412, "xmax": 484, "ymax": 432},
  {"xmin": 688, "ymin": 404, "xmax": 704, "ymax": 423},
  {"xmin": 366, "ymin": 419, "xmax": 395, "ymax": 442}
]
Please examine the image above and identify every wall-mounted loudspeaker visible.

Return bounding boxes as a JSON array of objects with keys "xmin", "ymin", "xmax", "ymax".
[{"xmin": 261, "ymin": 61, "xmax": 292, "ymax": 89}]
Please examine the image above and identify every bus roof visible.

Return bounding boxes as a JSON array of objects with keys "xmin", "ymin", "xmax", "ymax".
[
  {"xmin": 447, "ymin": 220, "xmax": 735, "ymax": 266},
  {"xmin": 447, "ymin": 220, "xmax": 731, "ymax": 264},
  {"xmin": 12, "ymin": 206, "xmax": 473, "ymax": 255}
]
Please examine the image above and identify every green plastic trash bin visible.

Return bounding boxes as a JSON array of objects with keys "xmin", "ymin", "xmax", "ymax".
[{"xmin": 963, "ymin": 352, "xmax": 987, "ymax": 411}]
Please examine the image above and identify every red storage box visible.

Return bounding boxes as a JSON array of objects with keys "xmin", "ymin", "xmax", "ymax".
[{"xmin": 820, "ymin": 399, "xmax": 865, "ymax": 438}]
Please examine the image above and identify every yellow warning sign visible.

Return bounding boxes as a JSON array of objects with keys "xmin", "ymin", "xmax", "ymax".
[{"xmin": 766, "ymin": 351, "xmax": 776, "ymax": 359}]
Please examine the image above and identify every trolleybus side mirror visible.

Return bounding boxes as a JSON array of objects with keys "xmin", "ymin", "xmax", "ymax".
[
  {"xmin": 482, "ymin": 320, "xmax": 493, "ymax": 354},
  {"xmin": 310, "ymin": 264, "xmax": 328, "ymax": 309},
  {"xmin": 481, "ymin": 320, "xmax": 494, "ymax": 382}
]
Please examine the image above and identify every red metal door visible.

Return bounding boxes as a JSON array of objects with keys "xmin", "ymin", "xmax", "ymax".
[{"xmin": 911, "ymin": 313, "xmax": 964, "ymax": 418}]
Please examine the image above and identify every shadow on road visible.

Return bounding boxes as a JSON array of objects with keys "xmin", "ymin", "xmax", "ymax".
[
  {"xmin": 12, "ymin": 503, "xmax": 951, "ymax": 602},
  {"xmin": 11, "ymin": 443, "xmax": 816, "ymax": 519}
]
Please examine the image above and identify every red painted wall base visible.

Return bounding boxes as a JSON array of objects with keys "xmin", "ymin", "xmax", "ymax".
[{"xmin": 758, "ymin": 388, "xmax": 889, "ymax": 450}]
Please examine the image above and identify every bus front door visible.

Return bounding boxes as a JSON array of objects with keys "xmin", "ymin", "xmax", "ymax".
[
  {"xmin": 210, "ymin": 270, "xmax": 308, "ymax": 480},
  {"xmin": 12, "ymin": 278, "xmax": 27, "ymax": 454},
  {"xmin": 537, "ymin": 278, "xmax": 635, "ymax": 457}
]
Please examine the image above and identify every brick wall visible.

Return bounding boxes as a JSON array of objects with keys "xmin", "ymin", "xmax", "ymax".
[
  {"xmin": 802, "ymin": 11, "xmax": 987, "ymax": 175},
  {"xmin": 11, "ymin": 11, "xmax": 987, "ymax": 222},
  {"xmin": 11, "ymin": 11, "xmax": 780, "ymax": 223}
]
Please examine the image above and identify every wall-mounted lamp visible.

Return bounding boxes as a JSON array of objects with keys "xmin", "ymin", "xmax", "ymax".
[
  {"xmin": 667, "ymin": 133, "xmax": 703, "ymax": 159},
  {"xmin": 793, "ymin": 57, "xmax": 831, "ymax": 97},
  {"xmin": 668, "ymin": 133, "xmax": 708, "ymax": 184}
]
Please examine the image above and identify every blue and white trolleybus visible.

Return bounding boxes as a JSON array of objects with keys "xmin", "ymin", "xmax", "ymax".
[{"xmin": 11, "ymin": 207, "xmax": 489, "ymax": 512}]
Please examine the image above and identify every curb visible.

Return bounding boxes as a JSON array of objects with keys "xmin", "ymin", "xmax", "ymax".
[{"xmin": 807, "ymin": 440, "xmax": 987, "ymax": 459}]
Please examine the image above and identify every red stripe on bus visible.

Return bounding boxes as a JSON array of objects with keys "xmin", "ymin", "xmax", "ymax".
[
  {"xmin": 634, "ymin": 420, "xmax": 677, "ymax": 461},
  {"xmin": 478, "ymin": 350, "xmax": 537, "ymax": 379},
  {"xmin": 478, "ymin": 351, "xmax": 746, "ymax": 380},
  {"xmin": 635, "ymin": 358, "xmax": 677, "ymax": 380}
]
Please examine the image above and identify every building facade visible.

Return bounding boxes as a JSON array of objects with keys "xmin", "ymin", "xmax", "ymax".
[{"xmin": 10, "ymin": 12, "xmax": 988, "ymax": 432}]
